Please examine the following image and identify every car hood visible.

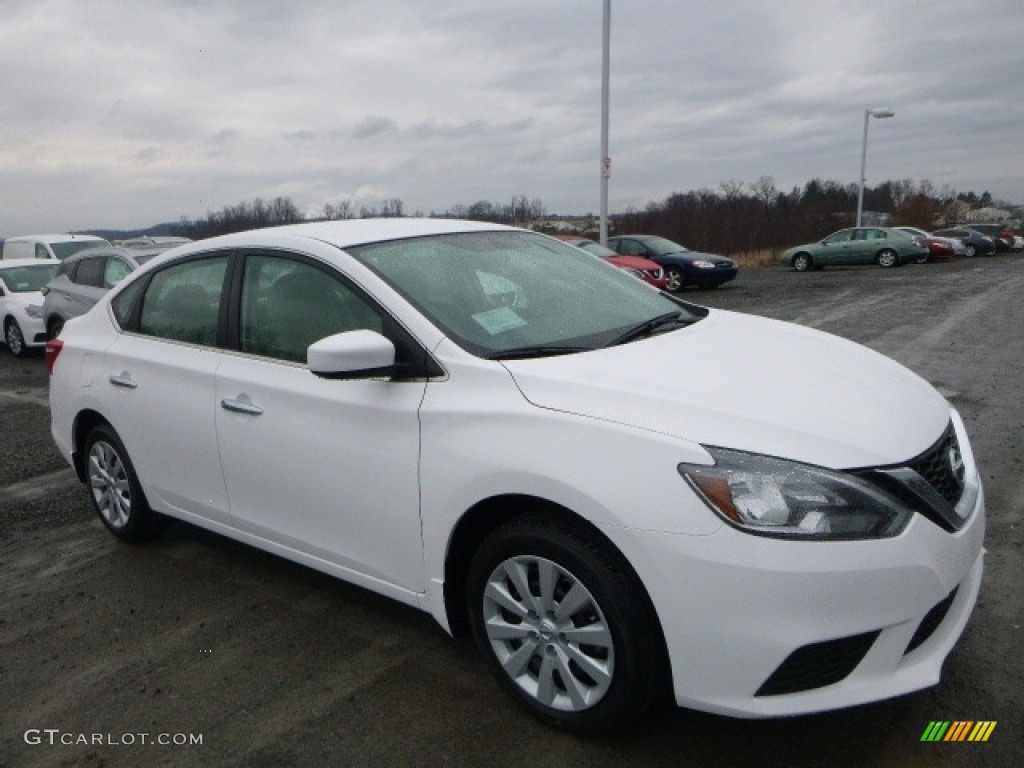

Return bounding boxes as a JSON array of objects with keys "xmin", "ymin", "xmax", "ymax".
[
  {"xmin": 607, "ymin": 254, "xmax": 662, "ymax": 271},
  {"xmin": 501, "ymin": 309, "xmax": 950, "ymax": 469},
  {"xmin": 4, "ymin": 290, "xmax": 44, "ymax": 309},
  {"xmin": 662, "ymin": 250, "xmax": 734, "ymax": 265}
]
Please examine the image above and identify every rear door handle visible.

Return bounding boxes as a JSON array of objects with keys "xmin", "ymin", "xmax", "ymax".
[
  {"xmin": 221, "ymin": 397, "xmax": 264, "ymax": 416},
  {"xmin": 109, "ymin": 372, "xmax": 137, "ymax": 389}
]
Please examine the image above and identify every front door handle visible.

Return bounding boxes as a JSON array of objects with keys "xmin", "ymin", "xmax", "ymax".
[
  {"xmin": 109, "ymin": 372, "xmax": 138, "ymax": 389},
  {"xmin": 221, "ymin": 396, "xmax": 264, "ymax": 416}
]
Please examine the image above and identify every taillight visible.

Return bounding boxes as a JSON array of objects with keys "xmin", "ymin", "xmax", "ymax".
[{"xmin": 45, "ymin": 338, "xmax": 63, "ymax": 375}]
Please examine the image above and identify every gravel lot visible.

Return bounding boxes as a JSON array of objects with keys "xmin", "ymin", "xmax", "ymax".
[{"xmin": 2, "ymin": 255, "xmax": 1021, "ymax": 767}]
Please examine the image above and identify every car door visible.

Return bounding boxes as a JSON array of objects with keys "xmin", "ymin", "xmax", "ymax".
[
  {"xmin": 101, "ymin": 253, "xmax": 232, "ymax": 525},
  {"xmin": 822, "ymin": 229, "xmax": 857, "ymax": 264},
  {"xmin": 214, "ymin": 252, "xmax": 428, "ymax": 594}
]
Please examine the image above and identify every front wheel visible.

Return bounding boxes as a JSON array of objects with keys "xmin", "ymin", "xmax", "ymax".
[
  {"xmin": 964, "ymin": 244, "xmax": 977, "ymax": 257},
  {"xmin": 467, "ymin": 515, "xmax": 666, "ymax": 734},
  {"xmin": 877, "ymin": 249, "xmax": 900, "ymax": 268},
  {"xmin": 5, "ymin": 320, "xmax": 26, "ymax": 356},
  {"xmin": 791, "ymin": 253, "xmax": 812, "ymax": 272},
  {"xmin": 664, "ymin": 267, "xmax": 685, "ymax": 292},
  {"xmin": 84, "ymin": 424, "xmax": 161, "ymax": 541}
]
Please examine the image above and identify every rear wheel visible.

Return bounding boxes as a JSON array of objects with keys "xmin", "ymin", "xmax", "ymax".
[
  {"xmin": 5, "ymin": 319, "xmax": 26, "ymax": 356},
  {"xmin": 467, "ymin": 515, "xmax": 666, "ymax": 734},
  {"xmin": 84, "ymin": 424, "xmax": 161, "ymax": 541}
]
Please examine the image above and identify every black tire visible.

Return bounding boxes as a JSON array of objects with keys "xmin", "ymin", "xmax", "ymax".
[
  {"xmin": 5, "ymin": 319, "xmax": 27, "ymax": 357},
  {"xmin": 467, "ymin": 514, "xmax": 667, "ymax": 735},
  {"xmin": 48, "ymin": 316, "xmax": 65, "ymax": 340},
  {"xmin": 877, "ymin": 249, "xmax": 900, "ymax": 268},
  {"xmin": 83, "ymin": 424, "xmax": 161, "ymax": 542},
  {"xmin": 792, "ymin": 253, "xmax": 812, "ymax": 272},
  {"xmin": 664, "ymin": 267, "xmax": 685, "ymax": 292}
]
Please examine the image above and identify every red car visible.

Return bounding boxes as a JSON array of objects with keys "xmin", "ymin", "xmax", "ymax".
[
  {"xmin": 554, "ymin": 236, "xmax": 668, "ymax": 290},
  {"xmin": 924, "ymin": 237, "xmax": 955, "ymax": 262}
]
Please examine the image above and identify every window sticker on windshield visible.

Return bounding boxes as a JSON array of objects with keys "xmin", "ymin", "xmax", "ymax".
[{"xmin": 472, "ymin": 307, "xmax": 527, "ymax": 335}]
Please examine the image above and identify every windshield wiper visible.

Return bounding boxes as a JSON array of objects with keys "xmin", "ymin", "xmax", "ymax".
[
  {"xmin": 488, "ymin": 345, "xmax": 591, "ymax": 361},
  {"xmin": 607, "ymin": 311, "xmax": 692, "ymax": 347}
]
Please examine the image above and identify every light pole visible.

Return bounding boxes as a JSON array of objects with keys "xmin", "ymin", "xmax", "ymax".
[
  {"xmin": 856, "ymin": 107, "xmax": 894, "ymax": 227},
  {"xmin": 599, "ymin": 0, "xmax": 610, "ymax": 245}
]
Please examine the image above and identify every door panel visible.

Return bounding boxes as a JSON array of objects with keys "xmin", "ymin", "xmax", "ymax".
[
  {"xmin": 101, "ymin": 334, "xmax": 230, "ymax": 523},
  {"xmin": 215, "ymin": 357, "xmax": 426, "ymax": 590}
]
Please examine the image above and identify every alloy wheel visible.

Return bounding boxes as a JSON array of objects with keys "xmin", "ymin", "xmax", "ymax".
[{"xmin": 481, "ymin": 555, "xmax": 615, "ymax": 712}]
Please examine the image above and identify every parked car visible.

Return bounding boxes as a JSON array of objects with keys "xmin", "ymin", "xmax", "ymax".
[
  {"xmin": 782, "ymin": 227, "xmax": 929, "ymax": 271},
  {"xmin": 2, "ymin": 233, "xmax": 110, "ymax": 261},
  {"xmin": 48, "ymin": 219, "xmax": 984, "ymax": 734},
  {"xmin": 964, "ymin": 223, "xmax": 1016, "ymax": 253},
  {"xmin": 894, "ymin": 227, "xmax": 964, "ymax": 260},
  {"xmin": 0, "ymin": 259, "xmax": 59, "ymax": 355},
  {"xmin": 41, "ymin": 245, "xmax": 170, "ymax": 339},
  {"xmin": 931, "ymin": 228, "xmax": 996, "ymax": 258},
  {"xmin": 555, "ymin": 236, "xmax": 668, "ymax": 289},
  {"xmin": 605, "ymin": 235, "xmax": 738, "ymax": 291}
]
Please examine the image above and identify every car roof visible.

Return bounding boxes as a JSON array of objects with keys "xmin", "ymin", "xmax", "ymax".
[
  {"xmin": 64, "ymin": 245, "xmax": 171, "ymax": 263},
  {"xmin": 159, "ymin": 219, "xmax": 516, "ymax": 256},
  {"xmin": 4, "ymin": 233, "xmax": 107, "ymax": 244},
  {"xmin": 0, "ymin": 258, "xmax": 59, "ymax": 269}
]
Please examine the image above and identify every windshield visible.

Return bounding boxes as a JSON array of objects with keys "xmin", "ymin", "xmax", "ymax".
[
  {"xmin": 0, "ymin": 263, "xmax": 59, "ymax": 291},
  {"xmin": 51, "ymin": 240, "xmax": 111, "ymax": 260},
  {"xmin": 349, "ymin": 231, "xmax": 700, "ymax": 358},
  {"xmin": 642, "ymin": 237, "xmax": 690, "ymax": 256}
]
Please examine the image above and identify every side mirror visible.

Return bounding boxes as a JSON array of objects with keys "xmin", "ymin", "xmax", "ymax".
[{"xmin": 308, "ymin": 330, "xmax": 396, "ymax": 379}]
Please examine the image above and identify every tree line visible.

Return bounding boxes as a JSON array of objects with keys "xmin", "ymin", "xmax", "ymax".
[{"xmin": 166, "ymin": 181, "xmax": 1013, "ymax": 256}]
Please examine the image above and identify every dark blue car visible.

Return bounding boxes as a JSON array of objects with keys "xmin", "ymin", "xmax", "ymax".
[{"xmin": 607, "ymin": 235, "xmax": 738, "ymax": 292}]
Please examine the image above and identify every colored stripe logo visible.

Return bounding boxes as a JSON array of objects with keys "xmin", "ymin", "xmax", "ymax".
[{"xmin": 921, "ymin": 721, "xmax": 997, "ymax": 742}]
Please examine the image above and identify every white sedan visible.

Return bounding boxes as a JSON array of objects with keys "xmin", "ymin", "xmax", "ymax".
[
  {"xmin": 48, "ymin": 219, "xmax": 985, "ymax": 733},
  {"xmin": 0, "ymin": 259, "xmax": 59, "ymax": 355}
]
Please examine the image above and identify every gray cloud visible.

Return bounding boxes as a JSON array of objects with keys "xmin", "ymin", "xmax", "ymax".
[{"xmin": 0, "ymin": 0, "xmax": 1021, "ymax": 234}]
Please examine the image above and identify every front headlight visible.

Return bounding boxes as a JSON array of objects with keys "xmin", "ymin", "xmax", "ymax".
[{"xmin": 678, "ymin": 448, "xmax": 913, "ymax": 540}]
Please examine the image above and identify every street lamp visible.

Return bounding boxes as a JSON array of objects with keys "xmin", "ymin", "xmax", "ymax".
[
  {"xmin": 599, "ymin": 0, "xmax": 611, "ymax": 245},
  {"xmin": 856, "ymin": 107, "xmax": 895, "ymax": 227}
]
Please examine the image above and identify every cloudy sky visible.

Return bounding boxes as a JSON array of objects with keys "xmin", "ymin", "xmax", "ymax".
[{"xmin": 2, "ymin": 0, "xmax": 1022, "ymax": 235}]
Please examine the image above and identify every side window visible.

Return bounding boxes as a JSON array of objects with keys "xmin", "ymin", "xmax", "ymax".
[
  {"xmin": 56, "ymin": 259, "xmax": 78, "ymax": 279},
  {"xmin": 240, "ymin": 254, "xmax": 383, "ymax": 364},
  {"xmin": 827, "ymin": 230, "xmax": 853, "ymax": 244},
  {"xmin": 111, "ymin": 278, "xmax": 145, "ymax": 329},
  {"xmin": 103, "ymin": 258, "xmax": 133, "ymax": 288},
  {"xmin": 35, "ymin": 243, "xmax": 50, "ymax": 259},
  {"xmin": 75, "ymin": 257, "xmax": 106, "ymax": 287},
  {"xmin": 138, "ymin": 257, "xmax": 228, "ymax": 346}
]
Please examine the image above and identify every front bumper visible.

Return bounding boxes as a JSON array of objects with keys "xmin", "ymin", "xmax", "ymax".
[{"xmin": 612, "ymin": 473, "xmax": 985, "ymax": 718}]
